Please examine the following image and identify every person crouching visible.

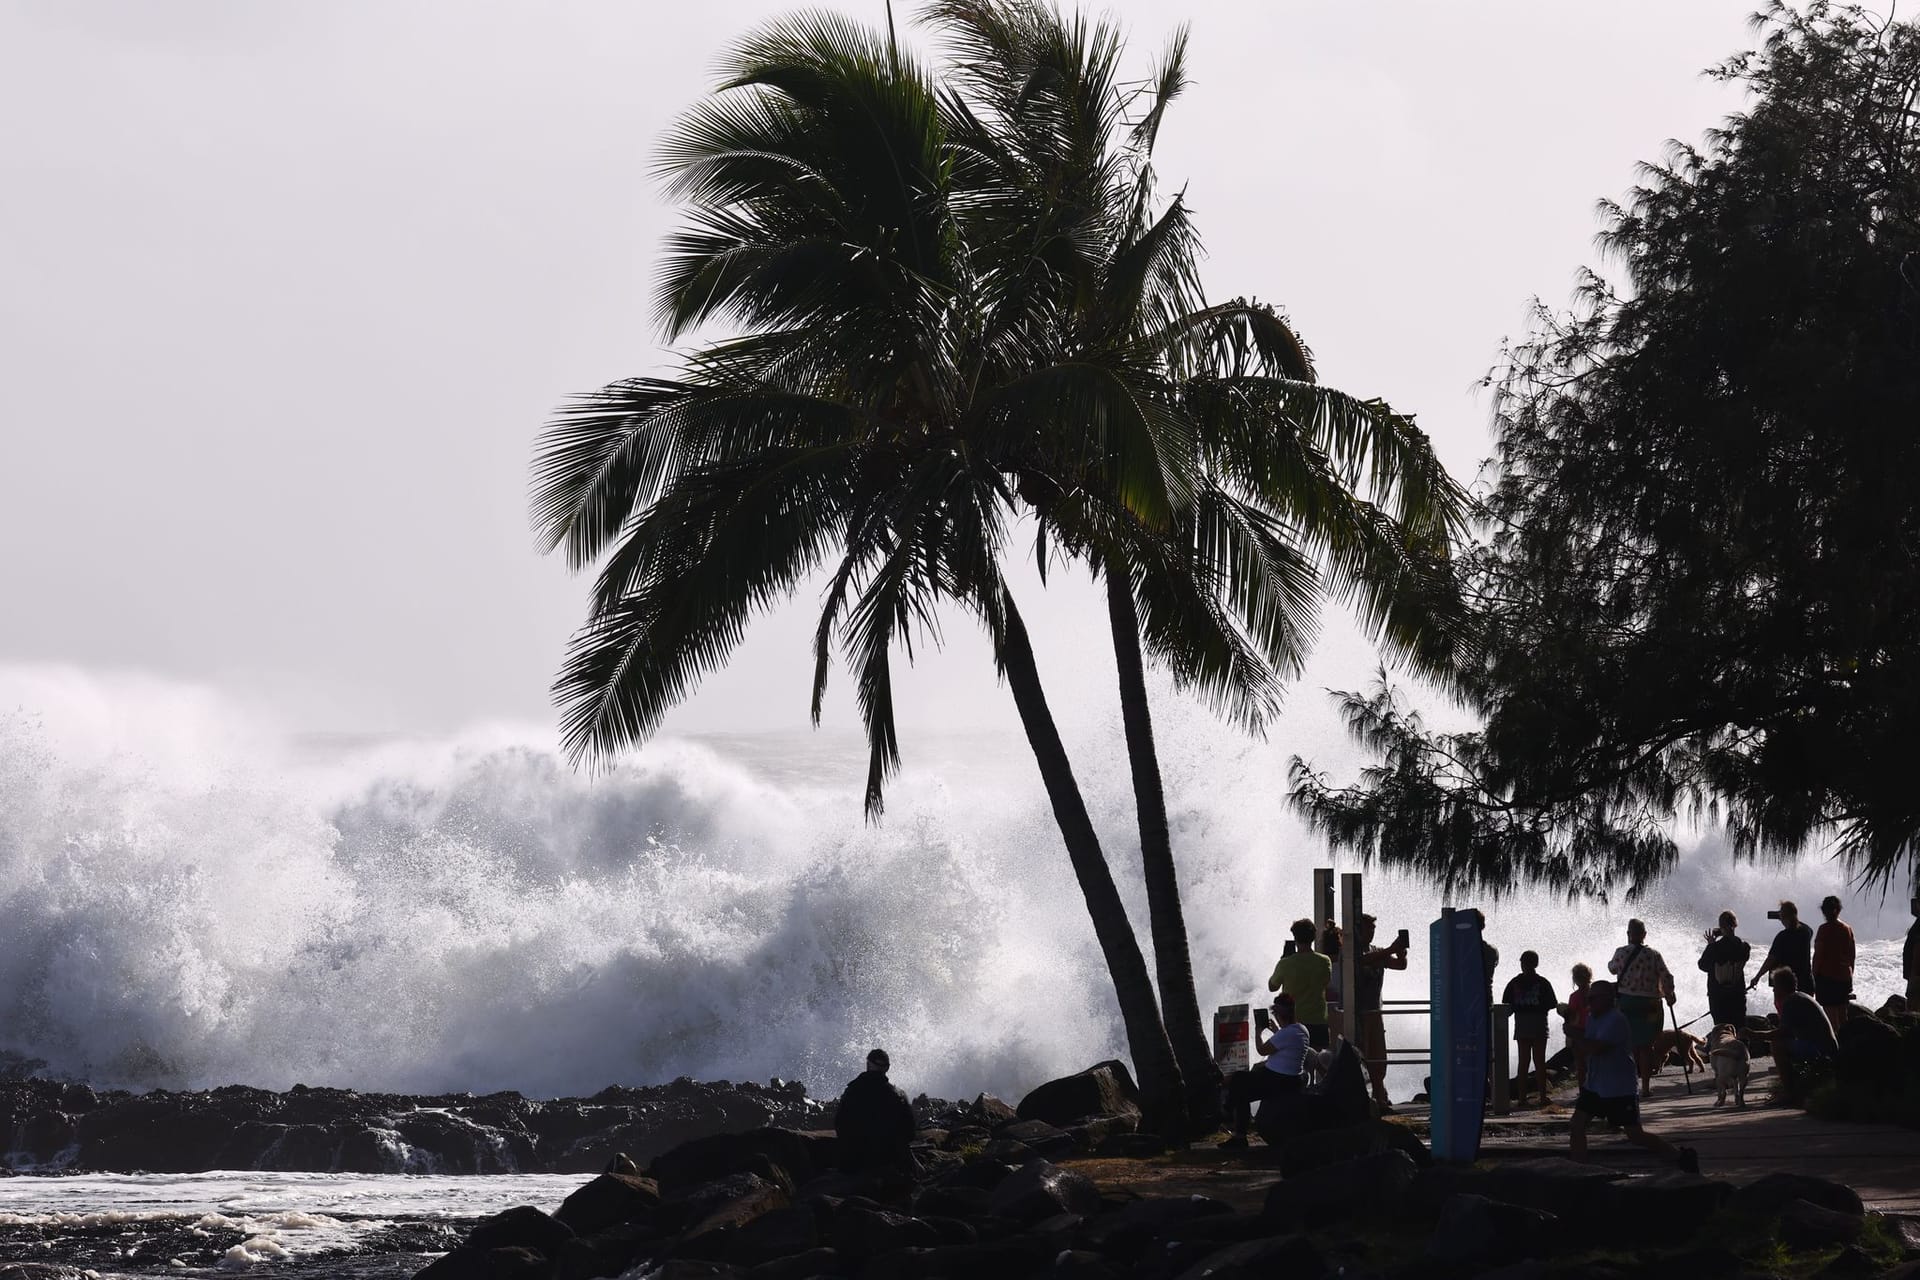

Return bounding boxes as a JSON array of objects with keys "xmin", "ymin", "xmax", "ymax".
[{"xmin": 1220, "ymin": 993, "xmax": 1307, "ymax": 1150}]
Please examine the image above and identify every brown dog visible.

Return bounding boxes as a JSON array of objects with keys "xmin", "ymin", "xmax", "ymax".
[{"xmin": 1650, "ymin": 1028, "xmax": 1707, "ymax": 1073}]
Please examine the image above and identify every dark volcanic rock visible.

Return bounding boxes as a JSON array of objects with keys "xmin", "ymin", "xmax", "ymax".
[
  {"xmin": 1779, "ymin": 1198, "xmax": 1866, "ymax": 1249},
  {"xmin": 0, "ymin": 1073, "xmax": 831, "ymax": 1174},
  {"xmin": 1015, "ymin": 1061, "xmax": 1142, "ymax": 1127},
  {"xmin": 1263, "ymin": 1151, "xmax": 1418, "ymax": 1227},
  {"xmin": 1730, "ymin": 1171, "xmax": 1865, "ymax": 1218},
  {"xmin": 1600, "ymin": 1170, "xmax": 1731, "ymax": 1245},
  {"xmin": 1428, "ymin": 1193, "xmax": 1557, "ymax": 1267},
  {"xmin": 468, "ymin": 1204, "xmax": 575, "ymax": 1256},
  {"xmin": 1173, "ymin": 1234, "xmax": 1324, "ymax": 1280},
  {"xmin": 555, "ymin": 1171, "xmax": 663, "ymax": 1235},
  {"xmin": 987, "ymin": 1159, "xmax": 1104, "ymax": 1225}
]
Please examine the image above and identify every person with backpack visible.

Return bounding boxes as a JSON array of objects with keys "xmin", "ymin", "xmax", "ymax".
[{"xmin": 1698, "ymin": 910, "xmax": 1751, "ymax": 1033}]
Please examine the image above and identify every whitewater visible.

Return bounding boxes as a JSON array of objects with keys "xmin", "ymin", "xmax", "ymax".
[{"xmin": 1, "ymin": 663, "xmax": 1911, "ymax": 1105}]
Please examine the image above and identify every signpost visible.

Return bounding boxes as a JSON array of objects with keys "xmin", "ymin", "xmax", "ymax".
[
  {"xmin": 1429, "ymin": 907, "xmax": 1489, "ymax": 1163},
  {"xmin": 1213, "ymin": 1003, "xmax": 1250, "ymax": 1075}
]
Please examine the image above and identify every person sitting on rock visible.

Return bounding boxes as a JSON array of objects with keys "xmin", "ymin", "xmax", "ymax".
[
  {"xmin": 1220, "ymin": 992, "xmax": 1307, "ymax": 1150},
  {"xmin": 834, "ymin": 1048, "xmax": 916, "ymax": 1176},
  {"xmin": 1768, "ymin": 968, "xmax": 1838, "ymax": 1094},
  {"xmin": 1268, "ymin": 919, "xmax": 1333, "ymax": 1050},
  {"xmin": 1569, "ymin": 980, "xmax": 1698, "ymax": 1173}
]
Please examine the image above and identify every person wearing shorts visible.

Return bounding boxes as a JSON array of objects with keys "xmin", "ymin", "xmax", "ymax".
[
  {"xmin": 1354, "ymin": 914, "xmax": 1409, "ymax": 1109},
  {"xmin": 1812, "ymin": 896, "xmax": 1855, "ymax": 1028},
  {"xmin": 1608, "ymin": 918, "xmax": 1674, "ymax": 1098},
  {"xmin": 1570, "ymin": 980, "xmax": 1695, "ymax": 1171},
  {"xmin": 1503, "ymin": 950, "xmax": 1558, "ymax": 1106}
]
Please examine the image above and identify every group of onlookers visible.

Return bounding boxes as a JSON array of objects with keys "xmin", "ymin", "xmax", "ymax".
[{"xmin": 1222, "ymin": 893, "xmax": 1920, "ymax": 1160}]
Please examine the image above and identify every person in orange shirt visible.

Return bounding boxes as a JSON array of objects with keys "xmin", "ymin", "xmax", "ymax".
[{"xmin": 1812, "ymin": 895, "xmax": 1856, "ymax": 1028}]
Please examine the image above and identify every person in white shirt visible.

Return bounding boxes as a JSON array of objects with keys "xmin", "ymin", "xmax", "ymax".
[{"xmin": 1220, "ymin": 993, "xmax": 1307, "ymax": 1150}]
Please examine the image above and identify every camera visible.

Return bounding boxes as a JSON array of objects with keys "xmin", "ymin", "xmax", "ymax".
[{"xmin": 1766, "ymin": 910, "xmax": 1783, "ymax": 921}]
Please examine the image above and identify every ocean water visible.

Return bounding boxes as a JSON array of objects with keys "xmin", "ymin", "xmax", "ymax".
[
  {"xmin": 1, "ymin": 664, "xmax": 1912, "ymax": 1105},
  {"xmin": 1, "ymin": 665, "xmax": 1913, "ymax": 1272}
]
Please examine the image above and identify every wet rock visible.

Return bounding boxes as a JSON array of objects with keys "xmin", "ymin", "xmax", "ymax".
[
  {"xmin": 828, "ymin": 1203, "xmax": 941, "ymax": 1256},
  {"xmin": 986, "ymin": 1159, "xmax": 1104, "ymax": 1226},
  {"xmin": 605, "ymin": 1151, "xmax": 639, "ymax": 1174},
  {"xmin": 557, "ymin": 1174, "xmax": 666, "ymax": 1237},
  {"xmin": 933, "ymin": 1156, "xmax": 1015, "ymax": 1191},
  {"xmin": 981, "ymin": 1137, "xmax": 1035, "ymax": 1164},
  {"xmin": 1883, "ymin": 1213, "xmax": 1920, "ymax": 1257},
  {"xmin": 1015, "ymin": 1061, "xmax": 1142, "ymax": 1127},
  {"xmin": 1730, "ymin": 1171, "xmax": 1864, "ymax": 1218},
  {"xmin": 468, "ymin": 1204, "xmax": 575, "ymax": 1256},
  {"xmin": 1427, "ymin": 1193, "xmax": 1557, "ymax": 1267},
  {"xmin": 556, "ymin": 1221, "xmax": 664, "ymax": 1280},
  {"xmin": 913, "ymin": 1184, "xmax": 993, "ymax": 1219}
]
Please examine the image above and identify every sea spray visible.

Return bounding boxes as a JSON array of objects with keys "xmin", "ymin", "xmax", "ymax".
[{"xmin": 1, "ymin": 670, "xmax": 1910, "ymax": 1103}]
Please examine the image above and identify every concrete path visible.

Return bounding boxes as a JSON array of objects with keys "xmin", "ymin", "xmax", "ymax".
[{"xmin": 1397, "ymin": 1060, "xmax": 1920, "ymax": 1212}]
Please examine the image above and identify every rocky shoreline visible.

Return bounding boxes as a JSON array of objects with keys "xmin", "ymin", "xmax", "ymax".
[
  {"xmin": 1, "ymin": 1074, "xmax": 833, "ymax": 1175},
  {"xmin": 413, "ymin": 1049, "xmax": 1920, "ymax": 1280}
]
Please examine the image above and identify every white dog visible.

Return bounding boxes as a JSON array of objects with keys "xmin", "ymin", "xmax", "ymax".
[{"xmin": 1707, "ymin": 1023, "xmax": 1751, "ymax": 1109}]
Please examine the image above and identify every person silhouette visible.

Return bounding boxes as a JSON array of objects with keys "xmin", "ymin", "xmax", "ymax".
[{"xmin": 834, "ymin": 1048, "xmax": 916, "ymax": 1176}]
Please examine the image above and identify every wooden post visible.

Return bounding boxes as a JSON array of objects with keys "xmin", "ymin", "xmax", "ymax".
[{"xmin": 1339, "ymin": 872, "xmax": 1362, "ymax": 1054}]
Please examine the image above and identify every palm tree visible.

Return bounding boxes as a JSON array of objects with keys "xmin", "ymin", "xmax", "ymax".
[
  {"xmin": 925, "ymin": 0, "xmax": 1468, "ymax": 1125},
  {"xmin": 529, "ymin": 10, "xmax": 1196, "ymax": 1135}
]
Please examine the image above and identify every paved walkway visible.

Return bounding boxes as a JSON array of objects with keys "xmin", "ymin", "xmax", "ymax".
[{"xmin": 1395, "ymin": 1061, "xmax": 1920, "ymax": 1213}]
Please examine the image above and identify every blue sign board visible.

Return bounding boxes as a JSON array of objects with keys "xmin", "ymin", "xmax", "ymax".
[{"xmin": 1429, "ymin": 908, "xmax": 1488, "ymax": 1163}]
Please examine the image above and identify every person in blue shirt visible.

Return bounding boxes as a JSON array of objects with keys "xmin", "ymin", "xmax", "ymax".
[{"xmin": 1569, "ymin": 981, "xmax": 1698, "ymax": 1172}]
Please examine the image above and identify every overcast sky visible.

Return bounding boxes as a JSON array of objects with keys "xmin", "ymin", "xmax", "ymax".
[{"xmin": 0, "ymin": 1, "xmax": 1758, "ymax": 741}]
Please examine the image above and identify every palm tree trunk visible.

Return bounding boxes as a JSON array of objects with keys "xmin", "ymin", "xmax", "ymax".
[
  {"xmin": 997, "ymin": 585, "xmax": 1189, "ymax": 1141},
  {"xmin": 1104, "ymin": 566, "xmax": 1223, "ymax": 1131}
]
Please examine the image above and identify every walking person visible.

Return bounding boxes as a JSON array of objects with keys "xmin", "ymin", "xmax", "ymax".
[
  {"xmin": 1221, "ymin": 993, "xmax": 1307, "ymax": 1149},
  {"xmin": 1749, "ymin": 901, "xmax": 1814, "ymax": 1001},
  {"xmin": 1812, "ymin": 896, "xmax": 1855, "ymax": 1028},
  {"xmin": 1698, "ymin": 911, "xmax": 1751, "ymax": 1033},
  {"xmin": 1354, "ymin": 915, "xmax": 1410, "ymax": 1109},
  {"xmin": 1569, "ymin": 980, "xmax": 1697, "ymax": 1171},
  {"xmin": 1608, "ymin": 919, "xmax": 1674, "ymax": 1099},
  {"xmin": 1502, "ymin": 951, "xmax": 1557, "ymax": 1106},
  {"xmin": 1269, "ymin": 919, "xmax": 1333, "ymax": 1050},
  {"xmin": 1565, "ymin": 963, "xmax": 1594, "ymax": 1088}
]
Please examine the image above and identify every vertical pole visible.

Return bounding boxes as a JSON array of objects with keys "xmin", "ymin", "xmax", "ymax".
[
  {"xmin": 1430, "ymin": 907, "xmax": 1454, "ymax": 1160},
  {"xmin": 1312, "ymin": 869, "xmax": 1334, "ymax": 952},
  {"xmin": 1339, "ymin": 872, "xmax": 1362, "ymax": 1055},
  {"xmin": 1491, "ymin": 1004, "xmax": 1511, "ymax": 1116}
]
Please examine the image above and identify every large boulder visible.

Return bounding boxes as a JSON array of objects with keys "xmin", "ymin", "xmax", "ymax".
[
  {"xmin": 1778, "ymin": 1198, "xmax": 1865, "ymax": 1250},
  {"xmin": 648, "ymin": 1129, "xmax": 824, "ymax": 1194},
  {"xmin": 1253, "ymin": 1043, "xmax": 1370, "ymax": 1145},
  {"xmin": 1477, "ymin": 1157, "xmax": 1625, "ymax": 1232},
  {"xmin": 1173, "ymin": 1234, "xmax": 1325, "ymax": 1280},
  {"xmin": 1427, "ymin": 1193, "xmax": 1557, "ymax": 1267},
  {"xmin": 554, "ymin": 1172, "xmax": 663, "ymax": 1236},
  {"xmin": 1730, "ymin": 1171, "xmax": 1864, "ymax": 1219},
  {"xmin": 1599, "ymin": 1171, "xmax": 1731, "ymax": 1245},
  {"xmin": 828, "ymin": 1204, "xmax": 941, "ymax": 1256},
  {"xmin": 1836, "ymin": 1016, "xmax": 1904, "ymax": 1091},
  {"xmin": 986, "ymin": 1159, "xmax": 1105, "ymax": 1226},
  {"xmin": 467, "ymin": 1205, "xmax": 575, "ymax": 1257},
  {"xmin": 1263, "ymin": 1151, "xmax": 1418, "ymax": 1228},
  {"xmin": 1274, "ymin": 1119, "xmax": 1430, "ymax": 1176},
  {"xmin": 990, "ymin": 1119, "xmax": 1074, "ymax": 1159},
  {"xmin": 1015, "ymin": 1062, "xmax": 1142, "ymax": 1127}
]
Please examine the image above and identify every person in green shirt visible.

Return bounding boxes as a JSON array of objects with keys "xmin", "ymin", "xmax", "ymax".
[{"xmin": 1268, "ymin": 919, "xmax": 1333, "ymax": 1049}]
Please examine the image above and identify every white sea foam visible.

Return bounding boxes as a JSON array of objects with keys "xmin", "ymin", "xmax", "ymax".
[{"xmin": 0, "ymin": 664, "xmax": 1912, "ymax": 1104}]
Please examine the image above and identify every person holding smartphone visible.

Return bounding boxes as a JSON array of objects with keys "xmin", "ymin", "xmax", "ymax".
[
  {"xmin": 1354, "ymin": 915, "xmax": 1410, "ymax": 1109},
  {"xmin": 1220, "ymin": 993, "xmax": 1307, "ymax": 1149}
]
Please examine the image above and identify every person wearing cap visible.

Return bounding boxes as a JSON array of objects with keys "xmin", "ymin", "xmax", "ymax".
[
  {"xmin": 834, "ymin": 1048, "xmax": 916, "ymax": 1175},
  {"xmin": 1220, "ymin": 992, "xmax": 1307, "ymax": 1150}
]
